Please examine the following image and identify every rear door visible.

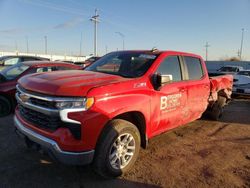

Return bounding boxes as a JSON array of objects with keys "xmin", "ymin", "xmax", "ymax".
[
  {"xmin": 151, "ymin": 56, "xmax": 188, "ymax": 134},
  {"xmin": 182, "ymin": 56, "xmax": 210, "ymax": 122}
]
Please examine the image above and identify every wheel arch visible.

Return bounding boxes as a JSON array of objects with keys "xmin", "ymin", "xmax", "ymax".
[
  {"xmin": 96, "ymin": 111, "xmax": 148, "ymax": 150},
  {"xmin": 0, "ymin": 93, "xmax": 15, "ymax": 109}
]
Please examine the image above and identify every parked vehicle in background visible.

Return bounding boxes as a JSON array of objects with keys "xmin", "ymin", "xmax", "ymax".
[
  {"xmin": 232, "ymin": 83, "xmax": 250, "ymax": 96},
  {"xmin": 55, "ymin": 60, "xmax": 74, "ymax": 64},
  {"xmin": 73, "ymin": 61, "xmax": 86, "ymax": 67},
  {"xmin": 0, "ymin": 61, "xmax": 81, "ymax": 117},
  {"xmin": 14, "ymin": 50, "xmax": 232, "ymax": 178},
  {"xmin": 83, "ymin": 56, "xmax": 101, "ymax": 67},
  {"xmin": 232, "ymin": 70, "xmax": 250, "ymax": 96},
  {"xmin": 208, "ymin": 65, "xmax": 244, "ymax": 77},
  {"xmin": 0, "ymin": 55, "xmax": 49, "ymax": 71},
  {"xmin": 217, "ymin": 65, "xmax": 243, "ymax": 74},
  {"xmin": 74, "ymin": 57, "xmax": 101, "ymax": 68}
]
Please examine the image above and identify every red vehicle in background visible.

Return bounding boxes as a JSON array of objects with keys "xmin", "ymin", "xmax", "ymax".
[
  {"xmin": 74, "ymin": 56, "xmax": 101, "ymax": 68},
  {"xmin": 0, "ymin": 61, "xmax": 81, "ymax": 117},
  {"xmin": 14, "ymin": 50, "xmax": 232, "ymax": 178}
]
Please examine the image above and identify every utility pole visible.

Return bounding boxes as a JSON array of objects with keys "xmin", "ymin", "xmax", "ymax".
[
  {"xmin": 15, "ymin": 40, "xmax": 18, "ymax": 51},
  {"xmin": 80, "ymin": 32, "xmax": 83, "ymax": 56},
  {"xmin": 239, "ymin": 28, "xmax": 245, "ymax": 60},
  {"xmin": 115, "ymin": 32, "xmax": 125, "ymax": 50},
  {"xmin": 204, "ymin": 42, "xmax": 210, "ymax": 61},
  {"xmin": 90, "ymin": 9, "xmax": 100, "ymax": 56},
  {"xmin": 26, "ymin": 36, "xmax": 29, "ymax": 53},
  {"xmin": 105, "ymin": 45, "xmax": 108, "ymax": 54},
  {"xmin": 237, "ymin": 49, "xmax": 240, "ymax": 58},
  {"xmin": 44, "ymin": 36, "xmax": 47, "ymax": 54}
]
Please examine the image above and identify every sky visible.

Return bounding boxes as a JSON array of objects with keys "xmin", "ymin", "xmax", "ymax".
[{"xmin": 0, "ymin": 0, "xmax": 249, "ymax": 60}]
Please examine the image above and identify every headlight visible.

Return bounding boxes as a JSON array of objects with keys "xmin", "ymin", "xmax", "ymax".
[{"xmin": 55, "ymin": 97, "xmax": 94, "ymax": 110}]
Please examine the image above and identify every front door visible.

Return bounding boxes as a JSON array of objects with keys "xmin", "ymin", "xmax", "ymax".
[{"xmin": 151, "ymin": 56, "xmax": 187, "ymax": 134}]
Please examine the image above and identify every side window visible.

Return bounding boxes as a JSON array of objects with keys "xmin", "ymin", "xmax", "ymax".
[
  {"xmin": 4, "ymin": 58, "xmax": 20, "ymax": 65},
  {"xmin": 184, "ymin": 57, "xmax": 204, "ymax": 80},
  {"xmin": 23, "ymin": 57, "xmax": 36, "ymax": 62},
  {"xmin": 36, "ymin": 67, "xmax": 53, "ymax": 73},
  {"xmin": 156, "ymin": 56, "xmax": 182, "ymax": 82}
]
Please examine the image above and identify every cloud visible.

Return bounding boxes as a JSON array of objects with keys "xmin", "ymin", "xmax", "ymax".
[
  {"xmin": 0, "ymin": 28, "xmax": 24, "ymax": 35},
  {"xmin": 54, "ymin": 17, "xmax": 86, "ymax": 29}
]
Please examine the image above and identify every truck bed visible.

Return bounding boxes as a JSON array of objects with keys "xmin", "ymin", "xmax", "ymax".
[{"xmin": 209, "ymin": 74, "xmax": 233, "ymax": 102}]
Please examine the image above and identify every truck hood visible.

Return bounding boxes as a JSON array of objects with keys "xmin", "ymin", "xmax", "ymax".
[{"xmin": 18, "ymin": 70, "xmax": 128, "ymax": 96}]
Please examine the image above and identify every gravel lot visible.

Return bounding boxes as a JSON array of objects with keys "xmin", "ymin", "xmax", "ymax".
[{"xmin": 0, "ymin": 99, "xmax": 249, "ymax": 188}]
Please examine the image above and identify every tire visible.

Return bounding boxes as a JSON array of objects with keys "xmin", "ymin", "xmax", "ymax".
[
  {"xmin": 217, "ymin": 96, "xmax": 226, "ymax": 106},
  {"xmin": 0, "ymin": 96, "xmax": 11, "ymax": 117},
  {"xmin": 93, "ymin": 119, "xmax": 141, "ymax": 178},
  {"xmin": 210, "ymin": 96, "xmax": 226, "ymax": 121}
]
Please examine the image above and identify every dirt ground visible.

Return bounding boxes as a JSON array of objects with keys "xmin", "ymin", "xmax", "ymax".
[{"xmin": 0, "ymin": 99, "xmax": 249, "ymax": 188}]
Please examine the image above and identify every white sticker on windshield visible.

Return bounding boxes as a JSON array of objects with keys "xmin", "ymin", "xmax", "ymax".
[{"xmin": 139, "ymin": 54, "xmax": 156, "ymax": 59}]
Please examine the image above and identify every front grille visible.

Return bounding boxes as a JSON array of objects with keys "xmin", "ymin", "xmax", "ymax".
[
  {"xmin": 18, "ymin": 105, "xmax": 81, "ymax": 139},
  {"xmin": 29, "ymin": 98, "xmax": 56, "ymax": 109},
  {"xmin": 19, "ymin": 104, "xmax": 60, "ymax": 131},
  {"xmin": 16, "ymin": 87, "xmax": 56, "ymax": 109}
]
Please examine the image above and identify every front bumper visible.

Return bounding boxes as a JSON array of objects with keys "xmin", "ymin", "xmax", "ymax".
[{"xmin": 14, "ymin": 116, "xmax": 94, "ymax": 165}]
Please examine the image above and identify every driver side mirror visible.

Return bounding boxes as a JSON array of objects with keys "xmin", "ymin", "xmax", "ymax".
[{"xmin": 156, "ymin": 74, "xmax": 173, "ymax": 86}]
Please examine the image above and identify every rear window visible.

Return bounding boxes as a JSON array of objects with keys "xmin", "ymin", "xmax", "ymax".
[{"xmin": 184, "ymin": 57, "xmax": 204, "ymax": 80}]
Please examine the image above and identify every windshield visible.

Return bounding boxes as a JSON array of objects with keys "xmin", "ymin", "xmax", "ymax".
[
  {"xmin": 237, "ymin": 71, "xmax": 250, "ymax": 76},
  {"xmin": 85, "ymin": 52, "xmax": 158, "ymax": 78},
  {"xmin": 0, "ymin": 63, "xmax": 29, "ymax": 81},
  {"xmin": 218, "ymin": 67, "xmax": 238, "ymax": 72}
]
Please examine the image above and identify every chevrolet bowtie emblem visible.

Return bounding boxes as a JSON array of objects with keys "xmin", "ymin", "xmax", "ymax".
[{"xmin": 19, "ymin": 93, "xmax": 30, "ymax": 103}]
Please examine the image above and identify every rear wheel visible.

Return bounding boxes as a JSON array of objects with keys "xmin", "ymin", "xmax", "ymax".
[
  {"xmin": 93, "ymin": 119, "xmax": 141, "ymax": 178},
  {"xmin": 0, "ymin": 96, "xmax": 11, "ymax": 117}
]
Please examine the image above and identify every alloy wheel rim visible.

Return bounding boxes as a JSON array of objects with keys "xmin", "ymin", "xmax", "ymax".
[{"xmin": 109, "ymin": 133, "xmax": 136, "ymax": 170}]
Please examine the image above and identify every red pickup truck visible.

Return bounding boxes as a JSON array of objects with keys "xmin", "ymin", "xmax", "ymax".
[{"xmin": 14, "ymin": 50, "xmax": 232, "ymax": 178}]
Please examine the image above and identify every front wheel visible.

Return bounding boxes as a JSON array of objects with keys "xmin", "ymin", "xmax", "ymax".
[{"xmin": 93, "ymin": 119, "xmax": 141, "ymax": 178}]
